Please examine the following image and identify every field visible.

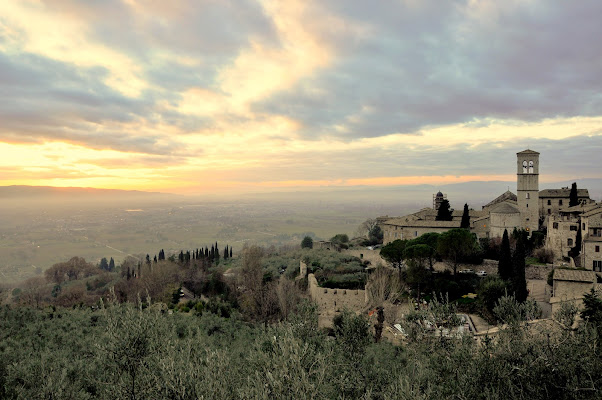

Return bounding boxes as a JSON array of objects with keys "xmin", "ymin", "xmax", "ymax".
[{"xmin": 0, "ymin": 195, "xmax": 406, "ymax": 283}]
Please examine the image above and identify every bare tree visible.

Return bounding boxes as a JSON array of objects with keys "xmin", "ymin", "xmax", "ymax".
[{"xmin": 366, "ymin": 265, "xmax": 406, "ymax": 307}]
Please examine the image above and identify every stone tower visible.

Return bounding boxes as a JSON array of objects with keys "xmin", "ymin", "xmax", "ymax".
[{"xmin": 516, "ymin": 149, "xmax": 539, "ymax": 234}]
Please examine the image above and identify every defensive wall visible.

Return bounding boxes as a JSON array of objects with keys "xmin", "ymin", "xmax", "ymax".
[{"xmin": 307, "ymin": 273, "xmax": 368, "ymax": 314}]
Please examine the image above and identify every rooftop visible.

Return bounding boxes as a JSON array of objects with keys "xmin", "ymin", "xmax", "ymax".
[
  {"xmin": 553, "ymin": 269, "xmax": 596, "ymax": 283},
  {"xmin": 539, "ymin": 188, "xmax": 590, "ymax": 198},
  {"xmin": 490, "ymin": 202, "xmax": 520, "ymax": 215},
  {"xmin": 517, "ymin": 149, "xmax": 540, "ymax": 155},
  {"xmin": 482, "ymin": 190, "xmax": 517, "ymax": 209}
]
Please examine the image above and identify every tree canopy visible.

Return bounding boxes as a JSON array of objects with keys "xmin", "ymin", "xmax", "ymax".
[
  {"xmin": 437, "ymin": 228, "xmax": 477, "ymax": 274},
  {"xmin": 301, "ymin": 236, "xmax": 313, "ymax": 249}
]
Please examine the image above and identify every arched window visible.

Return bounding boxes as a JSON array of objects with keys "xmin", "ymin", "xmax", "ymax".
[
  {"xmin": 568, "ymin": 238, "xmax": 573, "ymax": 247},
  {"xmin": 526, "ymin": 193, "xmax": 530, "ymax": 199},
  {"xmin": 528, "ymin": 160, "xmax": 534, "ymax": 173},
  {"xmin": 522, "ymin": 160, "xmax": 527, "ymax": 173}
]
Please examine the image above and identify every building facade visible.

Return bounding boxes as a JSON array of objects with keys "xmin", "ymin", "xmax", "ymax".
[{"xmin": 516, "ymin": 149, "xmax": 540, "ymax": 234}]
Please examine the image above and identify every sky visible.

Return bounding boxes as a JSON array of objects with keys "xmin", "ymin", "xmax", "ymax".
[{"xmin": 0, "ymin": 0, "xmax": 601, "ymax": 195}]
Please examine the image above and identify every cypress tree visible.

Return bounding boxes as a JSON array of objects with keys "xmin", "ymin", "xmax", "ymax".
[
  {"xmin": 127, "ymin": 267, "xmax": 131, "ymax": 280},
  {"xmin": 153, "ymin": 255, "xmax": 157, "ymax": 263},
  {"xmin": 569, "ymin": 182, "xmax": 579, "ymax": 207},
  {"xmin": 99, "ymin": 257, "xmax": 109, "ymax": 271},
  {"xmin": 230, "ymin": 247, "xmax": 232, "ymax": 258},
  {"xmin": 205, "ymin": 247, "xmax": 209, "ymax": 258},
  {"xmin": 569, "ymin": 222, "xmax": 582, "ymax": 260},
  {"xmin": 512, "ymin": 234, "xmax": 528, "ymax": 302},
  {"xmin": 109, "ymin": 257, "xmax": 115, "ymax": 271},
  {"xmin": 460, "ymin": 203, "xmax": 470, "ymax": 229},
  {"xmin": 498, "ymin": 229, "xmax": 512, "ymax": 281},
  {"xmin": 436, "ymin": 199, "xmax": 453, "ymax": 221}
]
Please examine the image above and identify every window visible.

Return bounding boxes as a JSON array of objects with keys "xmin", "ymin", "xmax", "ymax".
[
  {"xmin": 414, "ymin": 231, "xmax": 418, "ymax": 237},
  {"xmin": 522, "ymin": 160, "xmax": 527, "ymax": 173},
  {"xmin": 594, "ymin": 260, "xmax": 602, "ymax": 272},
  {"xmin": 596, "ymin": 246, "xmax": 600, "ymax": 253},
  {"xmin": 568, "ymin": 239, "xmax": 573, "ymax": 247},
  {"xmin": 526, "ymin": 204, "xmax": 528, "ymax": 208},
  {"xmin": 529, "ymin": 160, "xmax": 534, "ymax": 173},
  {"xmin": 526, "ymin": 193, "xmax": 530, "ymax": 199},
  {"xmin": 547, "ymin": 200, "xmax": 551, "ymax": 205},
  {"xmin": 570, "ymin": 225, "xmax": 577, "ymax": 231},
  {"xmin": 553, "ymin": 222, "xmax": 558, "ymax": 229},
  {"xmin": 559, "ymin": 200, "xmax": 563, "ymax": 206},
  {"xmin": 583, "ymin": 223, "xmax": 586, "ymax": 230},
  {"xmin": 548, "ymin": 209, "xmax": 551, "ymax": 214}
]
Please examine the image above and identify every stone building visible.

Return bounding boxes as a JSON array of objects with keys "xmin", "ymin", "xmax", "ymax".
[
  {"xmin": 549, "ymin": 269, "xmax": 600, "ymax": 316},
  {"xmin": 539, "ymin": 188, "xmax": 593, "ymax": 216},
  {"xmin": 581, "ymin": 205, "xmax": 602, "ymax": 271},
  {"xmin": 516, "ymin": 149, "xmax": 540, "ymax": 234},
  {"xmin": 489, "ymin": 203, "xmax": 521, "ymax": 239},
  {"xmin": 380, "ymin": 149, "xmax": 597, "ymax": 245}
]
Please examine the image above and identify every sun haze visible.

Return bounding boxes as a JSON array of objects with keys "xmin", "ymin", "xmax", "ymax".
[{"xmin": 1, "ymin": 1, "xmax": 601, "ymax": 194}]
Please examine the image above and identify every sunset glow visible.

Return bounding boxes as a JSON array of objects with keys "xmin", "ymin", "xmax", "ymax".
[{"xmin": 1, "ymin": 1, "xmax": 601, "ymax": 194}]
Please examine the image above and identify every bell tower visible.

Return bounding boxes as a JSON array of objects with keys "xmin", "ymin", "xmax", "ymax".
[{"xmin": 516, "ymin": 149, "xmax": 539, "ymax": 234}]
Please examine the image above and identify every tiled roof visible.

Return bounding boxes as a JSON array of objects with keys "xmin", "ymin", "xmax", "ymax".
[
  {"xmin": 483, "ymin": 191, "xmax": 517, "ymax": 209},
  {"xmin": 553, "ymin": 269, "xmax": 596, "ymax": 283},
  {"xmin": 490, "ymin": 202, "xmax": 520, "ymax": 214},
  {"xmin": 383, "ymin": 219, "xmax": 460, "ymax": 228},
  {"xmin": 539, "ymin": 188, "xmax": 590, "ymax": 198}
]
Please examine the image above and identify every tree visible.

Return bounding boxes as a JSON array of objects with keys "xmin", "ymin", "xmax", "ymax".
[
  {"xmin": 580, "ymin": 288, "xmax": 602, "ymax": 329},
  {"xmin": 330, "ymin": 234, "xmax": 349, "ymax": 244},
  {"xmin": 569, "ymin": 182, "xmax": 579, "ymax": 207},
  {"xmin": 368, "ymin": 225, "xmax": 383, "ymax": 245},
  {"xmin": 436, "ymin": 199, "xmax": 453, "ymax": 221},
  {"xmin": 437, "ymin": 228, "xmax": 476, "ymax": 274},
  {"xmin": 109, "ymin": 257, "xmax": 115, "ymax": 271},
  {"xmin": 99, "ymin": 257, "xmax": 109, "ymax": 271},
  {"xmin": 301, "ymin": 236, "xmax": 313, "ymax": 249},
  {"xmin": 498, "ymin": 229, "xmax": 512, "ymax": 281},
  {"xmin": 512, "ymin": 234, "xmax": 528, "ymax": 302},
  {"xmin": 569, "ymin": 222, "xmax": 582, "ymax": 260},
  {"xmin": 366, "ymin": 265, "xmax": 405, "ymax": 306},
  {"xmin": 358, "ymin": 218, "xmax": 378, "ymax": 237},
  {"xmin": 460, "ymin": 203, "xmax": 470, "ymax": 229},
  {"xmin": 412, "ymin": 232, "xmax": 440, "ymax": 268},
  {"xmin": 380, "ymin": 239, "xmax": 407, "ymax": 271}
]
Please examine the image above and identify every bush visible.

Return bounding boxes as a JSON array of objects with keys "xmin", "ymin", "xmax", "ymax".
[{"xmin": 534, "ymin": 247, "xmax": 554, "ymax": 264}]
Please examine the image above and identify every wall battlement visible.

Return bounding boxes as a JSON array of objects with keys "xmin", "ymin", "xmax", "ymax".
[{"xmin": 307, "ymin": 273, "xmax": 367, "ymax": 313}]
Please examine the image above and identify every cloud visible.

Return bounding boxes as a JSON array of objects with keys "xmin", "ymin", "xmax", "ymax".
[{"xmin": 255, "ymin": 0, "xmax": 602, "ymax": 139}]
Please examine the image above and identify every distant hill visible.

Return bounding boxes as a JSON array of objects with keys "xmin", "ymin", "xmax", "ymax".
[{"xmin": 0, "ymin": 185, "xmax": 179, "ymax": 204}]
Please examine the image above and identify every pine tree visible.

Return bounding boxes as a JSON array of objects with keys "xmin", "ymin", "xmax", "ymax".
[
  {"xmin": 512, "ymin": 234, "xmax": 528, "ymax": 302},
  {"xmin": 436, "ymin": 199, "xmax": 453, "ymax": 221},
  {"xmin": 498, "ymin": 229, "xmax": 512, "ymax": 281},
  {"xmin": 569, "ymin": 182, "xmax": 579, "ymax": 207},
  {"xmin": 460, "ymin": 203, "xmax": 470, "ymax": 229}
]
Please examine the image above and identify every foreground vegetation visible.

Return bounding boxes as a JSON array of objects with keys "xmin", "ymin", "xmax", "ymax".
[{"xmin": 1, "ymin": 296, "xmax": 601, "ymax": 399}]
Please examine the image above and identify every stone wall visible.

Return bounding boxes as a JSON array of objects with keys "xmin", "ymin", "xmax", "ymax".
[{"xmin": 307, "ymin": 273, "xmax": 367, "ymax": 314}]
